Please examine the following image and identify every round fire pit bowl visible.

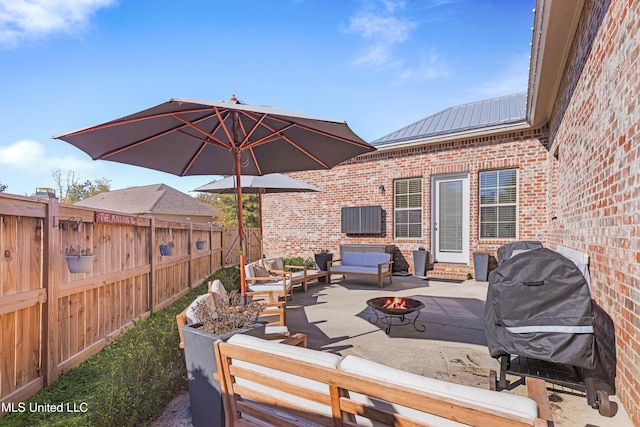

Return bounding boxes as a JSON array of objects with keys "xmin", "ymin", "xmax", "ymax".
[{"xmin": 367, "ymin": 297, "xmax": 425, "ymax": 335}]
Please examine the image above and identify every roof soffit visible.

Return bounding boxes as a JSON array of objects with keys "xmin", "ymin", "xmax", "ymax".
[{"xmin": 527, "ymin": 0, "xmax": 585, "ymax": 127}]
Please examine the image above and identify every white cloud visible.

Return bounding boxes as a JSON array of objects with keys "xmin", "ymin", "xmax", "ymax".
[
  {"xmin": 344, "ymin": 1, "xmax": 417, "ymax": 69},
  {"xmin": 0, "ymin": 139, "xmax": 97, "ymax": 172},
  {"xmin": 397, "ymin": 49, "xmax": 449, "ymax": 83},
  {"xmin": 474, "ymin": 53, "xmax": 530, "ymax": 97},
  {"xmin": 0, "ymin": 0, "xmax": 115, "ymax": 47}
]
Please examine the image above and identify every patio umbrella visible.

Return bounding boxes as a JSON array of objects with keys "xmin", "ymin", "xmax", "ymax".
[
  {"xmin": 193, "ymin": 173, "xmax": 323, "ymax": 257},
  {"xmin": 53, "ymin": 96, "xmax": 375, "ymax": 297}
]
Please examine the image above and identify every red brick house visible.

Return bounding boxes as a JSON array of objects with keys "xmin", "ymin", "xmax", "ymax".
[{"xmin": 263, "ymin": 0, "xmax": 639, "ymax": 422}]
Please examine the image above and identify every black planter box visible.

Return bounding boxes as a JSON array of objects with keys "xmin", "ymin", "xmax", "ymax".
[
  {"xmin": 314, "ymin": 253, "xmax": 333, "ymax": 283},
  {"xmin": 182, "ymin": 322, "xmax": 265, "ymax": 427}
]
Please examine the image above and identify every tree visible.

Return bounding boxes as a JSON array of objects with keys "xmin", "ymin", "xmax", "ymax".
[
  {"xmin": 0, "ymin": 181, "xmax": 6, "ymax": 192},
  {"xmin": 52, "ymin": 169, "xmax": 111, "ymax": 203},
  {"xmin": 196, "ymin": 192, "xmax": 260, "ymax": 228}
]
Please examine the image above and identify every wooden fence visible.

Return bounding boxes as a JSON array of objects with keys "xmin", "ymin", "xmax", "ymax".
[{"xmin": 0, "ymin": 193, "xmax": 261, "ymax": 413}]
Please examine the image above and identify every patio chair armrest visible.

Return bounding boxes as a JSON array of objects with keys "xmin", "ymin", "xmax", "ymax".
[
  {"xmin": 280, "ymin": 333, "xmax": 307, "ymax": 347},
  {"xmin": 246, "ymin": 275, "xmax": 288, "ymax": 282},
  {"xmin": 287, "ymin": 265, "xmax": 308, "ymax": 273},
  {"xmin": 526, "ymin": 378, "xmax": 553, "ymax": 423},
  {"xmin": 327, "ymin": 259, "xmax": 341, "ymax": 268}
]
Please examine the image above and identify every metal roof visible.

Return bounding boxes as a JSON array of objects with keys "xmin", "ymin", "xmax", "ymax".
[{"xmin": 371, "ymin": 92, "xmax": 527, "ymax": 147}]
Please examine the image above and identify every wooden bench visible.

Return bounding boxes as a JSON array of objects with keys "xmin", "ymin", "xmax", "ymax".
[
  {"xmin": 214, "ymin": 334, "xmax": 553, "ymax": 426},
  {"xmin": 327, "ymin": 251, "xmax": 393, "ymax": 288}
]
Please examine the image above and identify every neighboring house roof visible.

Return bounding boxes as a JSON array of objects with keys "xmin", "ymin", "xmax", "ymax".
[
  {"xmin": 371, "ymin": 92, "xmax": 527, "ymax": 148},
  {"xmin": 75, "ymin": 183, "xmax": 214, "ymax": 217}
]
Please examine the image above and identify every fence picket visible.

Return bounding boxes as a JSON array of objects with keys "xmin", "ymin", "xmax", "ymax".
[{"xmin": 0, "ymin": 193, "xmax": 260, "ymax": 414}]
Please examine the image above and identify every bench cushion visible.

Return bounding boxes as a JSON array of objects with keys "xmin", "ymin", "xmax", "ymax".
[
  {"xmin": 339, "ymin": 355, "xmax": 539, "ymax": 423},
  {"xmin": 331, "ymin": 265, "xmax": 378, "ymax": 275},
  {"xmin": 362, "ymin": 252, "xmax": 391, "ymax": 269},
  {"xmin": 342, "ymin": 251, "xmax": 364, "ymax": 266}
]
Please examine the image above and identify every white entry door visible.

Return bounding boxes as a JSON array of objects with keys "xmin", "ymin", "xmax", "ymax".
[{"xmin": 433, "ymin": 174, "xmax": 469, "ymax": 264}]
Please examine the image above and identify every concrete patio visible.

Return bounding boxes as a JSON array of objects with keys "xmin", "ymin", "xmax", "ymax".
[{"xmin": 154, "ymin": 275, "xmax": 633, "ymax": 427}]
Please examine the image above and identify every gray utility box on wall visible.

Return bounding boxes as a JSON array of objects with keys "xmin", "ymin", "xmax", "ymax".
[{"xmin": 341, "ymin": 206, "xmax": 382, "ymax": 234}]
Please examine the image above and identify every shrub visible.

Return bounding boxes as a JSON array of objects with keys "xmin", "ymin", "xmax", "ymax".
[
  {"xmin": 282, "ymin": 256, "xmax": 316, "ymax": 270},
  {"xmin": 0, "ymin": 279, "xmax": 209, "ymax": 427},
  {"xmin": 212, "ymin": 265, "xmax": 241, "ymax": 292}
]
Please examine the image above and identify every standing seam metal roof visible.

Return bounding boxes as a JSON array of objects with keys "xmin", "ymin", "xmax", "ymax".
[{"xmin": 371, "ymin": 92, "xmax": 527, "ymax": 146}]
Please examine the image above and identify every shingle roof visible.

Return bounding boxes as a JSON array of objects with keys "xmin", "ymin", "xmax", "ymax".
[
  {"xmin": 371, "ymin": 92, "xmax": 527, "ymax": 147},
  {"xmin": 75, "ymin": 184, "xmax": 214, "ymax": 217}
]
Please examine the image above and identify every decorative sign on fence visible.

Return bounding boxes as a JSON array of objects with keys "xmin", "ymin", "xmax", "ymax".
[{"xmin": 95, "ymin": 211, "xmax": 137, "ymax": 225}]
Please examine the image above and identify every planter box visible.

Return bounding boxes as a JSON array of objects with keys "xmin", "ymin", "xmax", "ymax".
[
  {"xmin": 413, "ymin": 250, "xmax": 428, "ymax": 277},
  {"xmin": 182, "ymin": 322, "xmax": 266, "ymax": 427},
  {"xmin": 64, "ymin": 255, "xmax": 94, "ymax": 273},
  {"xmin": 314, "ymin": 253, "xmax": 333, "ymax": 283}
]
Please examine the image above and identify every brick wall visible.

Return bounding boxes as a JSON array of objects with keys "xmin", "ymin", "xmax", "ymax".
[
  {"xmin": 262, "ymin": 128, "xmax": 549, "ymax": 275},
  {"xmin": 548, "ymin": 0, "xmax": 640, "ymax": 423}
]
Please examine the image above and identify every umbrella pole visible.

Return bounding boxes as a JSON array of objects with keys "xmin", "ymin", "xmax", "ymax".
[{"xmin": 234, "ymin": 153, "xmax": 247, "ymax": 301}]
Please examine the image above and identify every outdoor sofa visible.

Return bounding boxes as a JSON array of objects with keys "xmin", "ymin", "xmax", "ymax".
[
  {"xmin": 246, "ymin": 257, "xmax": 329, "ymax": 296},
  {"xmin": 213, "ymin": 333, "xmax": 553, "ymax": 426},
  {"xmin": 327, "ymin": 251, "xmax": 393, "ymax": 288}
]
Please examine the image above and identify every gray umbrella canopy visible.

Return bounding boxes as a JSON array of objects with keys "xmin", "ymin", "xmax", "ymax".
[
  {"xmin": 54, "ymin": 97, "xmax": 374, "ymax": 296},
  {"xmin": 193, "ymin": 173, "xmax": 323, "ymax": 194},
  {"xmin": 53, "ymin": 97, "xmax": 374, "ymax": 176}
]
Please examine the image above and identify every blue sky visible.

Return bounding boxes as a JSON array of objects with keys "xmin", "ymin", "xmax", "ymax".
[{"xmin": 0, "ymin": 0, "xmax": 534, "ymax": 197}]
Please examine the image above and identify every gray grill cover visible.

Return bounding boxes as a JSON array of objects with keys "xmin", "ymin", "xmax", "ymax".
[{"xmin": 485, "ymin": 248, "xmax": 596, "ymax": 369}]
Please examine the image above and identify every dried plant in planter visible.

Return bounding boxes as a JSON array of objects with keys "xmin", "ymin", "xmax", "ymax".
[
  {"xmin": 64, "ymin": 245, "xmax": 94, "ymax": 256},
  {"xmin": 192, "ymin": 291, "xmax": 265, "ymax": 335}
]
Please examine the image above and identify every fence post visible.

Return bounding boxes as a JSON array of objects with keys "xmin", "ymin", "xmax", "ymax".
[
  {"xmin": 42, "ymin": 195, "xmax": 60, "ymax": 385},
  {"xmin": 148, "ymin": 216, "xmax": 156, "ymax": 312},
  {"xmin": 188, "ymin": 222, "xmax": 193, "ymax": 289}
]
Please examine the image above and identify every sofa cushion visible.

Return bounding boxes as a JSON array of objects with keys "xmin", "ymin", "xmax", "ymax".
[
  {"xmin": 341, "ymin": 251, "xmax": 364, "ymax": 266},
  {"xmin": 244, "ymin": 262, "xmax": 257, "ymax": 278},
  {"xmin": 253, "ymin": 264, "xmax": 270, "ymax": 278},
  {"xmin": 228, "ymin": 334, "xmax": 342, "ymax": 367},
  {"xmin": 261, "ymin": 257, "xmax": 283, "ymax": 272},
  {"xmin": 247, "ymin": 280, "xmax": 292, "ymax": 294},
  {"xmin": 339, "ymin": 355, "xmax": 539, "ymax": 423},
  {"xmin": 185, "ymin": 293, "xmax": 216, "ymax": 325},
  {"xmin": 362, "ymin": 252, "xmax": 391, "ymax": 268},
  {"xmin": 209, "ymin": 279, "xmax": 228, "ymax": 303},
  {"xmin": 331, "ymin": 265, "xmax": 378, "ymax": 275},
  {"xmin": 227, "ymin": 334, "xmax": 342, "ymax": 417}
]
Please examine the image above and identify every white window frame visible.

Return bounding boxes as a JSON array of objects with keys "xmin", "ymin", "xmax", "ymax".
[
  {"xmin": 479, "ymin": 169, "xmax": 518, "ymax": 239},
  {"xmin": 394, "ymin": 178, "xmax": 422, "ymax": 239}
]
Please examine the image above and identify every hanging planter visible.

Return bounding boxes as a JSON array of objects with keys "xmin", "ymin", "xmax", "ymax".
[
  {"xmin": 64, "ymin": 246, "xmax": 94, "ymax": 273},
  {"xmin": 159, "ymin": 242, "xmax": 174, "ymax": 256},
  {"xmin": 195, "ymin": 240, "xmax": 206, "ymax": 250}
]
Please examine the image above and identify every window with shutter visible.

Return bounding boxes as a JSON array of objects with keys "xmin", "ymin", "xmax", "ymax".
[
  {"xmin": 479, "ymin": 169, "xmax": 517, "ymax": 239},
  {"xmin": 394, "ymin": 178, "xmax": 422, "ymax": 238}
]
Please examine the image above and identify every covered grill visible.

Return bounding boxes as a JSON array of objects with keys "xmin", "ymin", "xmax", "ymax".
[
  {"xmin": 484, "ymin": 242, "xmax": 617, "ymax": 417},
  {"xmin": 485, "ymin": 246, "xmax": 595, "ymax": 368}
]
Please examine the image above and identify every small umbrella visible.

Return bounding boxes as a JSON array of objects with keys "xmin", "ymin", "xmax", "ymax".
[
  {"xmin": 54, "ymin": 96, "xmax": 375, "ymax": 297},
  {"xmin": 194, "ymin": 173, "xmax": 323, "ymax": 257},
  {"xmin": 194, "ymin": 173, "xmax": 323, "ymax": 194}
]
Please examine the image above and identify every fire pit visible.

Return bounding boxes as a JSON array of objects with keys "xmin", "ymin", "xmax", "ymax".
[{"xmin": 367, "ymin": 296, "xmax": 425, "ymax": 335}]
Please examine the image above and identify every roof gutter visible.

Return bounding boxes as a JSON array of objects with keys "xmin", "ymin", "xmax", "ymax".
[{"xmin": 372, "ymin": 120, "xmax": 531, "ymax": 152}]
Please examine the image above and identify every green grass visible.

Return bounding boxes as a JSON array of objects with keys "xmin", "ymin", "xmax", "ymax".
[{"xmin": 0, "ymin": 266, "xmax": 240, "ymax": 427}]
